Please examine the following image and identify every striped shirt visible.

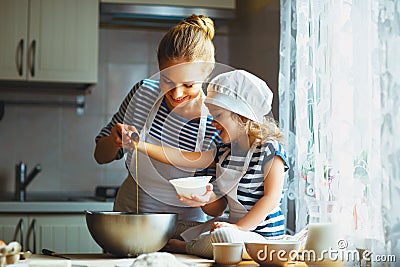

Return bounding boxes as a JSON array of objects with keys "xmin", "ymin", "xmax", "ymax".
[
  {"xmin": 96, "ymin": 79, "xmax": 220, "ymax": 167},
  {"xmin": 216, "ymin": 140, "xmax": 289, "ymax": 237}
]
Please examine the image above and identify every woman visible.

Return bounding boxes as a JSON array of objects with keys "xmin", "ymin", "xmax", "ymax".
[
  {"xmin": 136, "ymin": 70, "xmax": 289, "ymax": 258},
  {"xmin": 94, "ymin": 14, "xmax": 221, "ymax": 238}
]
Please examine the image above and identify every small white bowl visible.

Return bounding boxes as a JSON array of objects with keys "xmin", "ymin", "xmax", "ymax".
[
  {"xmin": 169, "ymin": 176, "xmax": 212, "ymax": 198},
  {"xmin": 212, "ymin": 243, "xmax": 243, "ymax": 266}
]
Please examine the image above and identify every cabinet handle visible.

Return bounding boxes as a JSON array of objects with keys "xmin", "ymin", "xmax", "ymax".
[
  {"xmin": 27, "ymin": 219, "xmax": 37, "ymax": 254},
  {"xmin": 13, "ymin": 218, "xmax": 24, "ymax": 250},
  {"xmin": 16, "ymin": 39, "xmax": 24, "ymax": 76},
  {"xmin": 29, "ymin": 40, "xmax": 36, "ymax": 77}
]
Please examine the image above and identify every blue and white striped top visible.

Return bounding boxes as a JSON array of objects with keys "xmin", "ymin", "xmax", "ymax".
[
  {"xmin": 215, "ymin": 140, "xmax": 289, "ymax": 237},
  {"xmin": 96, "ymin": 79, "xmax": 220, "ymax": 165}
]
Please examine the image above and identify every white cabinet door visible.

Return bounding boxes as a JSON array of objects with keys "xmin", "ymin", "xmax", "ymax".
[
  {"xmin": 0, "ymin": 215, "xmax": 27, "ymax": 246},
  {"xmin": 29, "ymin": 0, "xmax": 98, "ymax": 83},
  {"xmin": 0, "ymin": 214, "xmax": 102, "ymax": 254},
  {"xmin": 0, "ymin": 0, "xmax": 98, "ymax": 83},
  {"xmin": 0, "ymin": 0, "xmax": 29, "ymax": 80},
  {"xmin": 31, "ymin": 214, "xmax": 102, "ymax": 254}
]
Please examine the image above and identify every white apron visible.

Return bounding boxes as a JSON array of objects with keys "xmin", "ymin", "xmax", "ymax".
[
  {"xmin": 216, "ymin": 144, "xmax": 258, "ymax": 223},
  {"xmin": 127, "ymin": 91, "xmax": 209, "ymax": 221},
  {"xmin": 181, "ymin": 143, "xmax": 258, "ymax": 241}
]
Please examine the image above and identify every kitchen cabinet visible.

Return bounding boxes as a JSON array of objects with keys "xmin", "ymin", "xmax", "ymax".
[
  {"xmin": 0, "ymin": 0, "xmax": 98, "ymax": 83},
  {"xmin": 0, "ymin": 214, "xmax": 102, "ymax": 254}
]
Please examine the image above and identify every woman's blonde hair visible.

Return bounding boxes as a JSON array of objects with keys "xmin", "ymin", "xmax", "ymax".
[{"xmin": 157, "ymin": 14, "xmax": 215, "ymax": 64}]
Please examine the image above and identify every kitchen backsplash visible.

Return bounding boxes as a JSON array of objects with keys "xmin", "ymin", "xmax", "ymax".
[{"xmin": 0, "ymin": 27, "xmax": 229, "ymax": 195}]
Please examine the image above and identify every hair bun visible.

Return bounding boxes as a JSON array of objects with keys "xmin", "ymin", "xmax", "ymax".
[{"xmin": 184, "ymin": 14, "xmax": 215, "ymax": 40}]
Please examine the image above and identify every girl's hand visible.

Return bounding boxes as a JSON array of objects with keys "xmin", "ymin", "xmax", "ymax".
[
  {"xmin": 210, "ymin": 222, "xmax": 239, "ymax": 232},
  {"xmin": 110, "ymin": 123, "xmax": 139, "ymax": 150},
  {"xmin": 177, "ymin": 184, "xmax": 213, "ymax": 207}
]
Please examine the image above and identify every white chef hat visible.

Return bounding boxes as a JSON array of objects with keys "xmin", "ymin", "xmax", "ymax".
[{"xmin": 204, "ymin": 70, "xmax": 273, "ymax": 123}]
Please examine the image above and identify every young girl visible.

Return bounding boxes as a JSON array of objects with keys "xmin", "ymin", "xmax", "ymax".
[{"xmin": 136, "ymin": 70, "xmax": 289, "ymax": 258}]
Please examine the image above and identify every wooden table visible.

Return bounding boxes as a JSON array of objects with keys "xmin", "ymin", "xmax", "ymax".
[{"xmin": 16, "ymin": 253, "xmax": 309, "ymax": 266}]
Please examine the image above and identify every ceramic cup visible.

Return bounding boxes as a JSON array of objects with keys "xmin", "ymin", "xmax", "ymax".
[
  {"xmin": 304, "ymin": 223, "xmax": 339, "ymax": 255},
  {"xmin": 303, "ymin": 222, "xmax": 342, "ymax": 266},
  {"xmin": 212, "ymin": 243, "xmax": 243, "ymax": 266}
]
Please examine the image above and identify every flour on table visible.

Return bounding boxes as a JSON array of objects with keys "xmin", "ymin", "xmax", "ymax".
[{"xmin": 130, "ymin": 252, "xmax": 187, "ymax": 267}]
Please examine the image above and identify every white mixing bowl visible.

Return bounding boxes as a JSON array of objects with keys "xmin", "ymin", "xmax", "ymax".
[{"xmin": 169, "ymin": 176, "xmax": 212, "ymax": 198}]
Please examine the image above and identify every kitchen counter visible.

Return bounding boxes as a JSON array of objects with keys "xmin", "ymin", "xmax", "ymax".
[
  {"xmin": 14, "ymin": 253, "xmax": 309, "ymax": 267},
  {"xmin": 0, "ymin": 201, "xmax": 113, "ymax": 213}
]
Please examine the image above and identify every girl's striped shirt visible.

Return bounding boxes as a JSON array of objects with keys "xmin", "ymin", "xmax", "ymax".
[{"xmin": 215, "ymin": 140, "xmax": 289, "ymax": 237}]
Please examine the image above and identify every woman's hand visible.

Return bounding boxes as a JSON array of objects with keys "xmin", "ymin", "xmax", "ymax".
[
  {"xmin": 210, "ymin": 221, "xmax": 240, "ymax": 232},
  {"xmin": 110, "ymin": 123, "xmax": 139, "ymax": 150},
  {"xmin": 94, "ymin": 123, "xmax": 138, "ymax": 164},
  {"xmin": 177, "ymin": 184, "xmax": 213, "ymax": 207}
]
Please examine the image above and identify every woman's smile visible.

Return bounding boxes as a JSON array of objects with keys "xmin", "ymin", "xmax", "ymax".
[
  {"xmin": 171, "ymin": 96, "xmax": 188, "ymax": 103},
  {"xmin": 163, "ymin": 87, "xmax": 200, "ymax": 109},
  {"xmin": 159, "ymin": 60, "xmax": 208, "ymax": 110}
]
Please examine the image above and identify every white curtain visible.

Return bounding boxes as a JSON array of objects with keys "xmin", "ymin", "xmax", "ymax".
[{"xmin": 279, "ymin": 0, "xmax": 400, "ymax": 264}]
